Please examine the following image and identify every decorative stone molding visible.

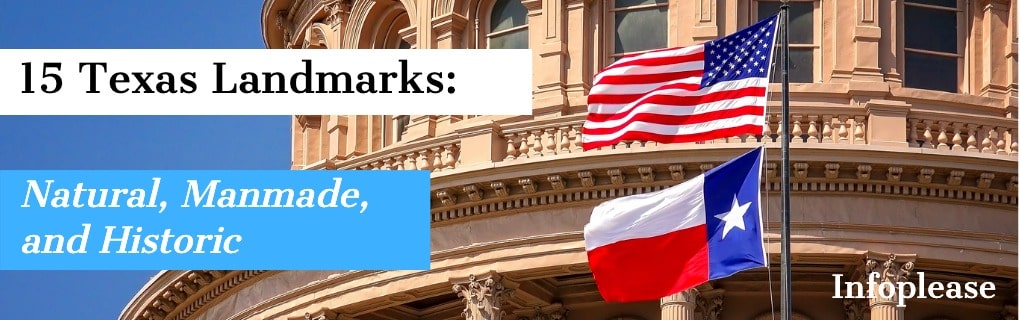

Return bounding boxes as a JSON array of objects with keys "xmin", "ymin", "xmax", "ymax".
[
  {"xmin": 639, "ymin": 166, "xmax": 655, "ymax": 183},
  {"xmin": 843, "ymin": 298, "xmax": 868, "ymax": 320},
  {"xmin": 492, "ymin": 181, "xmax": 510, "ymax": 198},
  {"xmin": 826, "ymin": 163, "xmax": 841, "ymax": 179},
  {"xmin": 464, "ymin": 185, "xmax": 484, "ymax": 201},
  {"xmin": 700, "ymin": 163, "xmax": 715, "ymax": 173},
  {"xmin": 305, "ymin": 309, "xmax": 338, "ymax": 320},
  {"xmin": 1010, "ymin": 176, "xmax": 1018, "ymax": 192},
  {"xmin": 324, "ymin": 0, "xmax": 352, "ymax": 28},
  {"xmin": 608, "ymin": 169, "xmax": 624, "ymax": 185},
  {"xmin": 979, "ymin": 173, "xmax": 996, "ymax": 189},
  {"xmin": 516, "ymin": 304, "xmax": 568, "ymax": 320},
  {"xmin": 124, "ymin": 271, "xmax": 269, "ymax": 320},
  {"xmin": 452, "ymin": 273, "xmax": 517, "ymax": 320},
  {"xmin": 859, "ymin": 252, "xmax": 916, "ymax": 315},
  {"xmin": 696, "ymin": 292, "xmax": 724, "ymax": 320},
  {"xmin": 918, "ymin": 168, "xmax": 935, "ymax": 184},
  {"xmin": 948, "ymin": 170, "xmax": 965, "ymax": 186},
  {"xmin": 437, "ymin": 189, "xmax": 457, "ymax": 206},
  {"xmin": 520, "ymin": 178, "xmax": 537, "ymax": 194},
  {"xmin": 887, "ymin": 167, "xmax": 903, "ymax": 182},
  {"xmin": 548, "ymin": 175, "xmax": 565, "ymax": 190},
  {"xmin": 578, "ymin": 171, "xmax": 594, "ymax": 187},
  {"xmin": 669, "ymin": 164, "xmax": 685, "ymax": 181},
  {"xmin": 794, "ymin": 163, "xmax": 810, "ymax": 180},
  {"xmin": 857, "ymin": 165, "xmax": 873, "ymax": 181}
]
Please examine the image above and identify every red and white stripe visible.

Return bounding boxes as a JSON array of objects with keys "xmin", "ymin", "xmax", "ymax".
[{"xmin": 582, "ymin": 44, "xmax": 768, "ymax": 150}]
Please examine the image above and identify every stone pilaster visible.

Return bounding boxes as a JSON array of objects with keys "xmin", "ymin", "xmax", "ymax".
[
  {"xmin": 851, "ymin": 0, "xmax": 883, "ymax": 82},
  {"xmin": 861, "ymin": 252, "xmax": 916, "ymax": 320},
  {"xmin": 661, "ymin": 289, "xmax": 698, "ymax": 320},
  {"xmin": 452, "ymin": 272, "xmax": 517, "ymax": 320},
  {"xmin": 563, "ymin": 0, "xmax": 592, "ymax": 111},
  {"xmin": 976, "ymin": 0, "xmax": 1011, "ymax": 99},
  {"xmin": 521, "ymin": 0, "xmax": 568, "ymax": 118}
]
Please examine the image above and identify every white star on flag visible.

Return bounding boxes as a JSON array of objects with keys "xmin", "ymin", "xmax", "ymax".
[{"xmin": 714, "ymin": 196, "xmax": 751, "ymax": 239}]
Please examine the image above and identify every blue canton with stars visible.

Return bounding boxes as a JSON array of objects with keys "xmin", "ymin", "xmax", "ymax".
[{"xmin": 700, "ymin": 14, "xmax": 780, "ymax": 89}]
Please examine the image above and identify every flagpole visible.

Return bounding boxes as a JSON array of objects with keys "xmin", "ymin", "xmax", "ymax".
[{"xmin": 779, "ymin": 2, "xmax": 793, "ymax": 320}]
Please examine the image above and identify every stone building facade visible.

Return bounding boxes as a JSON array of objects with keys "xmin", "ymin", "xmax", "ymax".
[{"xmin": 120, "ymin": 0, "xmax": 1019, "ymax": 320}]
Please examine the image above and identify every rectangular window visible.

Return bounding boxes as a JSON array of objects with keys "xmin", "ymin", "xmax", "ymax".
[
  {"xmin": 903, "ymin": 0, "xmax": 960, "ymax": 92},
  {"xmin": 609, "ymin": 0, "xmax": 668, "ymax": 61},
  {"xmin": 757, "ymin": 1, "xmax": 818, "ymax": 83}
]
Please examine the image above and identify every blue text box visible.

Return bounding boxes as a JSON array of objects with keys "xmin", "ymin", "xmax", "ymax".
[{"xmin": 0, "ymin": 170, "xmax": 431, "ymax": 270}]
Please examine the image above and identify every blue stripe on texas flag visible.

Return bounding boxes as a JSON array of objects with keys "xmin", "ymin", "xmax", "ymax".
[{"xmin": 703, "ymin": 147, "xmax": 767, "ymax": 279}]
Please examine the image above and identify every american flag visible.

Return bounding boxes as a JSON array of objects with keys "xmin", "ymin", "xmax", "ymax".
[{"xmin": 582, "ymin": 14, "xmax": 780, "ymax": 150}]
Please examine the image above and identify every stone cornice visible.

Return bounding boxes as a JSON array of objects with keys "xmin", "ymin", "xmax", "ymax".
[{"xmin": 120, "ymin": 270, "xmax": 271, "ymax": 320}]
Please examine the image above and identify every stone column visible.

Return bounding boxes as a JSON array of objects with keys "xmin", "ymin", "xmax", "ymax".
[
  {"xmin": 661, "ymin": 289, "xmax": 698, "ymax": 320},
  {"xmin": 452, "ymin": 272, "xmax": 517, "ymax": 320},
  {"xmin": 861, "ymin": 253, "xmax": 915, "ymax": 320}
]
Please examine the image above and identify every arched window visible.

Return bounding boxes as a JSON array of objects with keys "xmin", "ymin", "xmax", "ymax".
[
  {"xmin": 608, "ymin": 0, "xmax": 668, "ymax": 61},
  {"xmin": 487, "ymin": 0, "xmax": 529, "ymax": 49}
]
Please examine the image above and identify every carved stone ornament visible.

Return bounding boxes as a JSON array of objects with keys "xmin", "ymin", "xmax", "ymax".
[
  {"xmin": 843, "ymin": 298, "xmax": 867, "ymax": 320},
  {"xmin": 452, "ymin": 274, "xmax": 516, "ymax": 320},
  {"xmin": 697, "ymin": 294, "xmax": 724, "ymax": 320},
  {"xmin": 863, "ymin": 253, "xmax": 914, "ymax": 285}
]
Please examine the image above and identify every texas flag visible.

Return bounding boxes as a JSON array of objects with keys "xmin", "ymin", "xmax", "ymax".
[{"xmin": 583, "ymin": 147, "xmax": 766, "ymax": 302}]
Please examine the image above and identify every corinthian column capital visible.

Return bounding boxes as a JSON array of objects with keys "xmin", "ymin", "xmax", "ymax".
[{"xmin": 452, "ymin": 272, "xmax": 518, "ymax": 320}]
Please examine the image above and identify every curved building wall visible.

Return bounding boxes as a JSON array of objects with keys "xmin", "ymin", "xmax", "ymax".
[{"xmin": 122, "ymin": 0, "xmax": 1018, "ymax": 320}]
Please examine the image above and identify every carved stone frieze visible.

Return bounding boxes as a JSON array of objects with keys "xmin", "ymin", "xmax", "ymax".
[
  {"xmin": 700, "ymin": 163, "xmax": 715, "ymax": 173},
  {"xmin": 305, "ymin": 309, "xmax": 338, "ymax": 320},
  {"xmin": 492, "ymin": 182, "xmax": 510, "ymax": 198},
  {"xmin": 607, "ymin": 169, "xmax": 624, "ymax": 185},
  {"xmin": 464, "ymin": 185, "xmax": 483, "ymax": 201},
  {"xmin": 843, "ymin": 298, "xmax": 868, "ymax": 320},
  {"xmin": 979, "ymin": 173, "xmax": 996, "ymax": 189},
  {"xmin": 638, "ymin": 166, "xmax": 654, "ymax": 183},
  {"xmin": 520, "ymin": 178, "xmax": 537, "ymax": 194},
  {"xmin": 887, "ymin": 167, "xmax": 903, "ymax": 182},
  {"xmin": 825, "ymin": 163, "xmax": 841, "ymax": 179},
  {"xmin": 918, "ymin": 168, "xmax": 935, "ymax": 184},
  {"xmin": 548, "ymin": 175, "xmax": 565, "ymax": 190},
  {"xmin": 948, "ymin": 170, "xmax": 965, "ymax": 186},
  {"xmin": 1010, "ymin": 176, "xmax": 1018, "ymax": 192},
  {"xmin": 578, "ymin": 171, "xmax": 594, "ymax": 187},
  {"xmin": 696, "ymin": 292, "xmax": 724, "ymax": 320},
  {"xmin": 856, "ymin": 164, "xmax": 872, "ymax": 181},
  {"xmin": 452, "ymin": 273, "xmax": 517, "ymax": 320},
  {"xmin": 669, "ymin": 164, "xmax": 685, "ymax": 181},
  {"xmin": 324, "ymin": 0, "xmax": 352, "ymax": 27},
  {"xmin": 437, "ymin": 189, "xmax": 457, "ymax": 206},
  {"xmin": 794, "ymin": 162, "xmax": 809, "ymax": 179}
]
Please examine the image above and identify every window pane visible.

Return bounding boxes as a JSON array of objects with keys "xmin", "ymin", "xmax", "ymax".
[
  {"xmin": 905, "ymin": 0, "xmax": 956, "ymax": 8},
  {"xmin": 904, "ymin": 52, "xmax": 958, "ymax": 92},
  {"xmin": 769, "ymin": 48, "xmax": 813, "ymax": 83},
  {"xmin": 758, "ymin": 1, "xmax": 813, "ymax": 44},
  {"xmin": 904, "ymin": 5, "xmax": 957, "ymax": 53},
  {"xmin": 615, "ymin": 0, "xmax": 667, "ymax": 8},
  {"xmin": 490, "ymin": 0, "xmax": 528, "ymax": 33},
  {"xmin": 490, "ymin": 28, "xmax": 529, "ymax": 49},
  {"xmin": 614, "ymin": 7, "xmax": 667, "ymax": 54}
]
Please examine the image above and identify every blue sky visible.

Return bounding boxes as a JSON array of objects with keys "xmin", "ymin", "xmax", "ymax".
[{"xmin": 0, "ymin": 1, "xmax": 290, "ymax": 319}]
